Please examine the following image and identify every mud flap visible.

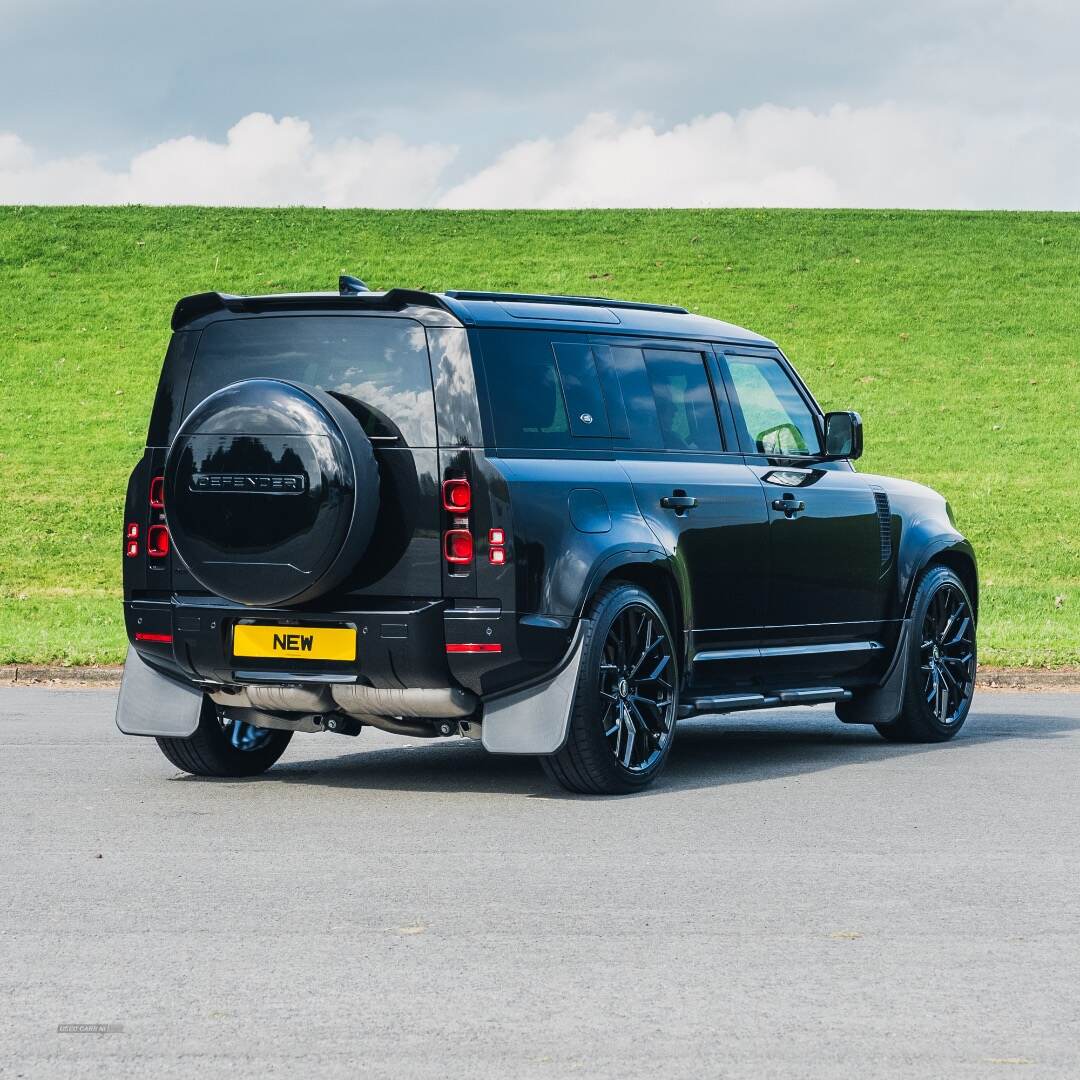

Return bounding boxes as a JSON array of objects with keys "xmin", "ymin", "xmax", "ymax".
[
  {"xmin": 115, "ymin": 645, "xmax": 203, "ymax": 738},
  {"xmin": 836, "ymin": 619, "xmax": 911, "ymax": 726},
  {"xmin": 481, "ymin": 622, "xmax": 588, "ymax": 755}
]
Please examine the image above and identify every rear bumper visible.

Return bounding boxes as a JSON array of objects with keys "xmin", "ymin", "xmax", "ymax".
[{"xmin": 124, "ymin": 596, "xmax": 577, "ymax": 695}]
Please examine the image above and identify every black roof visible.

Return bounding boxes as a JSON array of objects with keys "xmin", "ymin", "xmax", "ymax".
[{"xmin": 171, "ymin": 287, "xmax": 773, "ymax": 346}]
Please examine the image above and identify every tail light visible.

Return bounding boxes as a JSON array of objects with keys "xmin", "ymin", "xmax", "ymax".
[
  {"xmin": 488, "ymin": 527, "xmax": 507, "ymax": 565},
  {"xmin": 442, "ymin": 478, "xmax": 471, "ymax": 512},
  {"xmin": 443, "ymin": 528, "xmax": 473, "ymax": 565},
  {"xmin": 147, "ymin": 525, "xmax": 170, "ymax": 558},
  {"xmin": 149, "ymin": 475, "xmax": 165, "ymax": 509}
]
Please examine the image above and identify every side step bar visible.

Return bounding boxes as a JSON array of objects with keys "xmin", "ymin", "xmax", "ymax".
[{"xmin": 678, "ymin": 687, "xmax": 852, "ymax": 719}]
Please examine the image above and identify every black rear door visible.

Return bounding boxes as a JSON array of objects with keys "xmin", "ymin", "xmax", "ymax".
[{"xmin": 594, "ymin": 338, "xmax": 770, "ymax": 694}]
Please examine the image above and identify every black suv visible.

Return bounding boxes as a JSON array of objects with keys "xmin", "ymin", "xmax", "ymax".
[{"xmin": 116, "ymin": 278, "xmax": 978, "ymax": 793}]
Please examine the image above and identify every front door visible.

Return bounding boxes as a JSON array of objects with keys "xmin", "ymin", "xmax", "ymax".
[
  {"xmin": 592, "ymin": 339, "xmax": 770, "ymax": 694},
  {"xmin": 718, "ymin": 349, "xmax": 892, "ymax": 686}
]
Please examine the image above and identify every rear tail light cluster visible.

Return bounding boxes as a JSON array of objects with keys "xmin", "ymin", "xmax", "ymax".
[
  {"xmin": 440, "ymin": 476, "xmax": 508, "ymax": 572},
  {"xmin": 125, "ymin": 474, "xmax": 169, "ymax": 561},
  {"xmin": 442, "ymin": 478, "xmax": 473, "ymax": 572}
]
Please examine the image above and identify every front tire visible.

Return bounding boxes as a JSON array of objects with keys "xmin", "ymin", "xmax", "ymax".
[
  {"xmin": 875, "ymin": 565, "xmax": 977, "ymax": 743},
  {"xmin": 542, "ymin": 583, "xmax": 679, "ymax": 794},
  {"xmin": 156, "ymin": 697, "xmax": 293, "ymax": 777}
]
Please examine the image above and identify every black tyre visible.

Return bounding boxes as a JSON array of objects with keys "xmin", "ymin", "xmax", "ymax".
[
  {"xmin": 542, "ymin": 583, "xmax": 679, "ymax": 794},
  {"xmin": 156, "ymin": 697, "xmax": 293, "ymax": 777},
  {"xmin": 876, "ymin": 565, "xmax": 977, "ymax": 743}
]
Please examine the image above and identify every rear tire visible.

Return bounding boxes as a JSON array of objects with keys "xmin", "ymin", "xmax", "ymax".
[
  {"xmin": 875, "ymin": 565, "xmax": 976, "ymax": 743},
  {"xmin": 542, "ymin": 583, "xmax": 679, "ymax": 795},
  {"xmin": 156, "ymin": 697, "xmax": 293, "ymax": 777}
]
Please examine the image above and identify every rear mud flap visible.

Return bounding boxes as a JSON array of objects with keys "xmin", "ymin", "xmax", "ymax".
[
  {"xmin": 115, "ymin": 645, "xmax": 203, "ymax": 738},
  {"xmin": 481, "ymin": 621, "xmax": 589, "ymax": 755}
]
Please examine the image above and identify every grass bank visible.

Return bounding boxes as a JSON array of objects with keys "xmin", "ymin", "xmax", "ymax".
[{"xmin": 0, "ymin": 207, "xmax": 1077, "ymax": 665}]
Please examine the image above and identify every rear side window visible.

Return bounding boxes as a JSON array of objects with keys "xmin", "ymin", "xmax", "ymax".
[
  {"xmin": 183, "ymin": 316, "xmax": 437, "ymax": 447},
  {"xmin": 480, "ymin": 330, "xmax": 620, "ymax": 448},
  {"xmin": 552, "ymin": 341, "xmax": 611, "ymax": 437},
  {"xmin": 600, "ymin": 345, "xmax": 722, "ymax": 452},
  {"xmin": 642, "ymin": 348, "xmax": 722, "ymax": 452}
]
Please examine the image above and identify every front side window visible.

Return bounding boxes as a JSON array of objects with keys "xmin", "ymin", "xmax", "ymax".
[{"xmin": 726, "ymin": 354, "xmax": 820, "ymax": 457}]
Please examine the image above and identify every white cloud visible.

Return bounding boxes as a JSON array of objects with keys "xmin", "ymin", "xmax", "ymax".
[
  {"xmin": 2, "ymin": 106, "xmax": 1078, "ymax": 210},
  {"xmin": 438, "ymin": 106, "xmax": 1080, "ymax": 210},
  {"xmin": 0, "ymin": 113, "xmax": 457, "ymax": 208}
]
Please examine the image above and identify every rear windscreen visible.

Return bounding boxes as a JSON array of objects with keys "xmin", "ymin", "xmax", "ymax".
[{"xmin": 182, "ymin": 316, "xmax": 437, "ymax": 447}]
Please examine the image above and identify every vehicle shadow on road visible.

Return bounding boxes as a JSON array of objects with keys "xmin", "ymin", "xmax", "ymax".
[{"xmin": 245, "ymin": 702, "xmax": 1080, "ymax": 799}]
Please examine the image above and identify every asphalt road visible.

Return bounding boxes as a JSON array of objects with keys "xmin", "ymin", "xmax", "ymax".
[{"xmin": 2, "ymin": 688, "xmax": 1078, "ymax": 1080}]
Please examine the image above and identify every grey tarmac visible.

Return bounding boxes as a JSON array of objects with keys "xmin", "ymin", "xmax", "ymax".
[{"xmin": 2, "ymin": 687, "xmax": 1078, "ymax": 1079}]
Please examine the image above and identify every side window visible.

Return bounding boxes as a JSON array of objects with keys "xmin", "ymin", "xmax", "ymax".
[
  {"xmin": 642, "ymin": 348, "xmax": 723, "ymax": 452},
  {"xmin": 478, "ymin": 330, "xmax": 573, "ymax": 448},
  {"xmin": 552, "ymin": 341, "xmax": 611, "ymax": 437},
  {"xmin": 599, "ymin": 345, "xmax": 722, "ymax": 452},
  {"xmin": 726, "ymin": 353, "xmax": 821, "ymax": 457}
]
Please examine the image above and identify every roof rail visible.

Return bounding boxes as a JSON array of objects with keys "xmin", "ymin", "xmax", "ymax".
[{"xmin": 443, "ymin": 290, "xmax": 688, "ymax": 315}]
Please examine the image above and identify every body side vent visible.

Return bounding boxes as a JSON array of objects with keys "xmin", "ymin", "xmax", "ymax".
[{"xmin": 871, "ymin": 488, "xmax": 892, "ymax": 564}]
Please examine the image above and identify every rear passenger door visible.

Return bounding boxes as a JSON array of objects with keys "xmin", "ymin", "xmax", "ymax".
[
  {"xmin": 593, "ymin": 338, "xmax": 770, "ymax": 689},
  {"xmin": 716, "ymin": 348, "xmax": 891, "ymax": 685}
]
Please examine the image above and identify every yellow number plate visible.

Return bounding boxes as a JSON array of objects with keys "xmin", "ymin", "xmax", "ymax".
[{"xmin": 232, "ymin": 624, "xmax": 357, "ymax": 662}]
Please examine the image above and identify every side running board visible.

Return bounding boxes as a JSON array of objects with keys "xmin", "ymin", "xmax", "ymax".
[{"xmin": 679, "ymin": 687, "xmax": 852, "ymax": 719}]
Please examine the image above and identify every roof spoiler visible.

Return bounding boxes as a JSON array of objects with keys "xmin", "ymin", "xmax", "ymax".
[{"xmin": 170, "ymin": 288, "xmax": 456, "ymax": 331}]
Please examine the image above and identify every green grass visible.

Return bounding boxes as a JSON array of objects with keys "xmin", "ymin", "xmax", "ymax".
[{"xmin": 1, "ymin": 207, "xmax": 1078, "ymax": 667}]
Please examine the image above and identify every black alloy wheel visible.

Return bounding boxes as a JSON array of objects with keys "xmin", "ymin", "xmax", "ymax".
[
  {"xmin": 919, "ymin": 580, "xmax": 976, "ymax": 726},
  {"xmin": 877, "ymin": 565, "xmax": 977, "ymax": 743},
  {"xmin": 543, "ymin": 583, "xmax": 679, "ymax": 794},
  {"xmin": 598, "ymin": 604, "xmax": 677, "ymax": 772}
]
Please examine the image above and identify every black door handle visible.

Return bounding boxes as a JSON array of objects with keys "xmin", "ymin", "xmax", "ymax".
[
  {"xmin": 771, "ymin": 495, "xmax": 806, "ymax": 517},
  {"xmin": 660, "ymin": 493, "xmax": 698, "ymax": 515}
]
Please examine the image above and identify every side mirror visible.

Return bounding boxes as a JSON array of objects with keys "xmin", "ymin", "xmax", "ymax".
[{"xmin": 823, "ymin": 411, "xmax": 863, "ymax": 460}]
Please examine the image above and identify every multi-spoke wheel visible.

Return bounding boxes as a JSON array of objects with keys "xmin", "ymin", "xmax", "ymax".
[
  {"xmin": 876, "ymin": 565, "xmax": 977, "ymax": 743},
  {"xmin": 156, "ymin": 697, "xmax": 293, "ymax": 777},
  {"xmin": 542, "ymin": 583, "xmax": 679, "ymax": 793}
]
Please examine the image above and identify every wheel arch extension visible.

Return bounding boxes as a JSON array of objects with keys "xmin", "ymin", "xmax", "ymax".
[
  {"xmin": 904, "ymin": 538, "xmax": 979, "ymax": 622},
  {"xmin": 577, "ymin": 549, "xmax": 685, "ymax": 665}
]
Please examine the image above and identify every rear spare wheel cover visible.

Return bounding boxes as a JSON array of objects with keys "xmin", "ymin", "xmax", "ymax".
[{"xmin": 164, "ymin": 378, "xmax": 379, "ymax": 606}]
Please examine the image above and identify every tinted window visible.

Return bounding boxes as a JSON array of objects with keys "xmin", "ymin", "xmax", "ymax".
[
  {"xmin": 602, "ymin": 345, "xmax": 665, "ymax": 449},
  {"xmin": 642, "ymin": 349, "xmax": 722, "ymax": 452},
  {"xmin": 147, "ymin": 331, "xmax": 198, "ymax": 446},
  {"xmin": 429, "ymin": 327, "xmax": 483, "ymax": 448},
  {"xmin": 184, "ymin": 316, "xmax": 437, "ymax": 447},
  {"xmin": 726, "ymin": 354, "xmax": 820, "ymax": 456},
  {"xmin": 552, "ymin": 341, "xmax": 611, "ymax": 437},
  {"xmin": 479, "ymin": 330, "xmax": 574, "ymax": 448}
]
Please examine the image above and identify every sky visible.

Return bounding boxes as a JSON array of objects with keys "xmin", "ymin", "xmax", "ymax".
[{"xmin": 1, "ymin": 0, "xmax": 1078, "ymax": 209}]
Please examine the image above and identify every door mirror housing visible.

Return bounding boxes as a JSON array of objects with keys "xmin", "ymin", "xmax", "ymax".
[{"xmin": 823, "ymin": 411, "xmax": 863, "ymax": 460}]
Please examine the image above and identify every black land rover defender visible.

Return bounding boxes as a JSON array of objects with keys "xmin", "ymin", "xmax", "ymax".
[{"xmin": 116, "ymin": 277, "xmax": 978, "ymax": 794}]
